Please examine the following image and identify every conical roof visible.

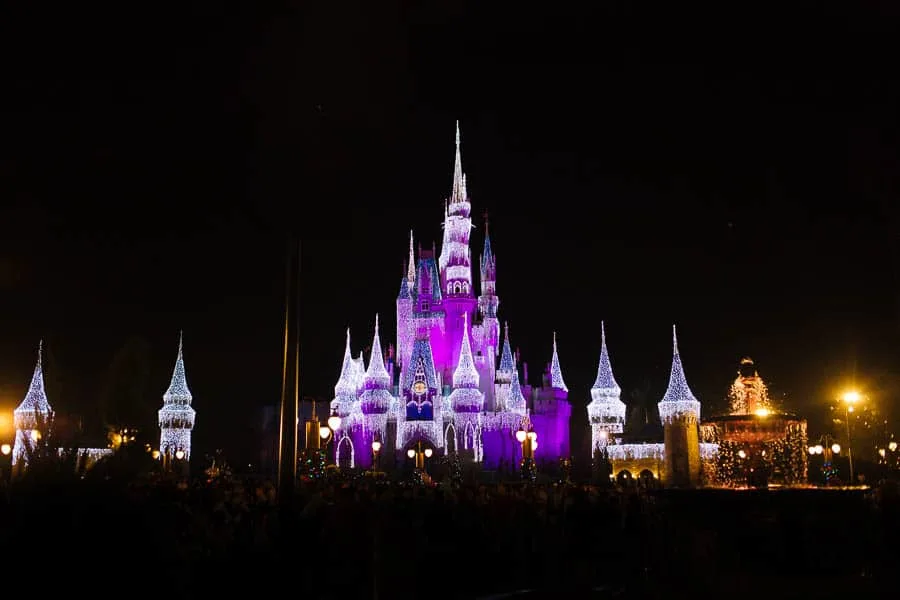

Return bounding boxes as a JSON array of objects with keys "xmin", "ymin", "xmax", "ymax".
[
  {"xmin": 364, "ymin": 314, "xmax": 391, "ymax": 388},
  {"xmin": 163, "ymin": 331, "xmax": 193, "ymax": 405},
  {"xmin": 658, "ymin": 325, "xmax": 701, "ymax": 420},
  {"xmin": 591, "ymin": 322, "xmax": 621, "ymax": 400},
  {"xmin": 550, "ymin": 331, "xmax": 568, "ymax": 392},
  {"xmin": 508, "ymin": 366, "xmax": 527, "ymax": 414},
  {"xmin": 15, "ymin": 340, "xmax": 51, "ymax": 415},
  {"xmin": 453, "ymin": 312, "xmax": 479, "ymax": 388},
  {"xmin": 498, "ymin": 322, "xmax": 514, "ymax": 373},
  {"xmin": 333, "ymin": 329, "xmax": 357, "ymax": 398}
]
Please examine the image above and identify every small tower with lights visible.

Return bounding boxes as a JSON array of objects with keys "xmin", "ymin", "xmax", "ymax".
[
  {"xmin": 587, "ymin": 322, "xmax": 626, "ymax": 449},
  {"xmin": 657, "ymin": 325, "xmax": 702, "ymax": 487},
  {"xmin": 158, "ymin": 332, "xmax": 196, "ymax": 463},
  {"xmin": 12, "ymin": 341, "xmax": 52, "ymax": 467}
]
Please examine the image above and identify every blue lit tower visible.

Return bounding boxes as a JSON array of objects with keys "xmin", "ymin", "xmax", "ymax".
[
  {"xmin": 587, "ymin": 322, "xmax": 626, "ymax": 449},
  {"xmin": 657, "ymin": 325, "xmax": 702, "ymax": 487},
  {"xmin": 158, "ymin": 331, "xmax": 196, "ymax": 461}
]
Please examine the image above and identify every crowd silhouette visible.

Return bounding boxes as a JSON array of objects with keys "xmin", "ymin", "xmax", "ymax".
[{"xmin": 2, "ymin": 448, "xmax": 899, "ymax": 599}]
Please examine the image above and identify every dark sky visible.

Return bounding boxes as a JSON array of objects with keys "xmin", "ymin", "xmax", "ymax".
[{"xmin": 2, "ymin": 3, "xmax": 899, "ymax": 463}]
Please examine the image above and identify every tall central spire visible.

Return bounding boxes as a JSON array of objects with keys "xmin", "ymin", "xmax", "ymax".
[
  {"xmin": 407, "ymin": 230, "xmax": 416, "ymax": 289},
  {"xmin": 450, "ymin": 120, "xmax": 467, "ymax": 205}
]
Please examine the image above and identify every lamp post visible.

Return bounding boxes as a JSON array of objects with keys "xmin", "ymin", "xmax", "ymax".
[
  {"xmin": 516, "ymin": 414, "xmax": 538, "ymax": 482},
  {"xmin": 808, "ymin": 435, "xmax": 842, "ymax": 485},
  {"xmin": 840, "ymin": 390, "xmax": 862, "ymax": 485},
  {"xmin": 371, "ymin": 440, "xmax": 382, "ymax": 472},
  {"xmin": 317, "ymin": 407, "xmax": 342, "ymax": 466},
  {"xmin": 406, "ymin": 441, "xmax": 432, "ymax": 472}
]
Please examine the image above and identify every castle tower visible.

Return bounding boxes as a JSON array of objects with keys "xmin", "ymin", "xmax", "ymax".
[
  {"xmin": 330, "ymin": 329, "xmax": 361, "ymax": 467},
  {"xmin": 474, "ymin": 212, "xmax": 500, "ymax": 405},
  {"xmin": 158, "ymin": 331, "xmax": 197, "ymax": 461},
  {"xmin": 587, "ymin": 322, "xmax": 626, "ymax": 449},
  {"xmin": 360, "ymin": 315, "xmax": 393, "ymax": 457},
  {"xmin": 439, "ymin": 122, "xmax": 478, "ymax": 378},
  {"xmin": 396, "ymin": 231, "xmax": 416, "ymax": 386},
  {"xmin": 448, "ymin": 312, "xmax": 484, "ymax": 458},
  {"xmin": 657, "ymin": 325, "xmax": 702, "ymax": 487},
  {"xmin": 12, "ymin": 341, "xmax": 52, "ymax": 467}
]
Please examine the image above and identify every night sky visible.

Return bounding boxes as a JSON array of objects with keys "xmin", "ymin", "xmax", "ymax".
[{"xmin": 2, "ymin": 4, "xmax": 899, "ymax": 463}]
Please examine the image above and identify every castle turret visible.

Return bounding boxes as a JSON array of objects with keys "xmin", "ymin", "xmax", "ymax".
[
  {"xmin": 449, "ymin": 313, "xmax": 483, "ymax": 412},
  {"xmin": 158, "ymin": 331, "xmax": 196, "ymax": 461},
  {"xmin": 657, "ymin": 325, "xmax": 702, "ymax": 487},
  {"xmin": 360, "ymin": 314, "xmax": 393, "ymax": 453},
  {"xmin": 439, "ymin": 121, "xmax": 474, "ymax": 298},
  {"xmin": 587, "ymin": 322, "xmax": 626, "ymax": 448},
  {"xmin": 12, "ymin": 341, "xmax": 52, "ymax": 467},
  {"xmin": 549, "ymin": 331, "xmax": 568, "ymax": 393}
]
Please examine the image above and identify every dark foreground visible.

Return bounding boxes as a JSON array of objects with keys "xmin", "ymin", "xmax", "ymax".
[{"xmin": 2, "ymin": 471, "xmax": 898, "ymax": 599}]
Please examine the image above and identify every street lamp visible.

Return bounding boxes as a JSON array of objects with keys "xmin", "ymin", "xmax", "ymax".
[
  {"xmin": 175, "ymin": 450, "xmax": 185, "ymax": 460},
  {"xmin": 371, "ymin": 439, "xmax": 382, "ymax": 471},
  {"xmin": 808, "ymin": 434, "xmax": 842, "ymax": 484},
  {"xmin": 1, "ymin": 444, "xmax": 10, "ymax": 456},
  {"xmin": 840, "ymin": 390, "xmax": 863, "ymax": 485},
  {"xmin": 407, "ymin": 441, "xmax": 431, "ymax": 471}
]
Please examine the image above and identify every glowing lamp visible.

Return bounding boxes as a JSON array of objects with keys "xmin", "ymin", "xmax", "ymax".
[
  {"xmin": 175, "ymin": 450, "xmax": 185, "ymax": 460},
  {"xmin": 30, "ymin": 430, "xmax": 41, "ymax": 442},
  {"xmin": 319, "ymin": 426, "xmax": 331, "ymax": 440},
  {"xmin": 515, "ymin": 429, "xmax": 527, "ymax": 443},
  {"xmin": 327, "ymin": 413, "xmax": 342, "ymax": 432},
  {"xmin": 532, "ymin": 441, "xmax": 538, "ymax": 451},
  {"xmin": 814, "ymin": 445, "xmax": 824, "ymax": 455},
  {"xmin": 755, "ymin": 408, "xmax": 770, "ymax": 417},
  {"xmin": 599, "ymin": 430, "xmax": 608, "ymax": 440},
  {"xmin": 407, "ymin": 449, "xmax": 416, "ymax": 459},
  {"xmin": 890, "ymin": 441, "xmax": 898, "ymax": 452},
  {"xmin": 0, "ymin": 444, "xmax": 10, "ymax": 456},
  {"xmin": 879, "ymin": 448, "xmax": 886, "ymax": 458},
  {"xmin": 151, "ymin": 450, "xmax": 161, "ymax": 460},
  {"xmin": 527, "ymin": 431, "xmax": 537, "ymax": 441},
  {"xmin": 808, "ymin": 446, "xmax": 816, "ymax": 455},
  {"xmin": 424, "ymin": 448, "xmax": 433, "ymax": 458},
  {"xmin": 371, "ymin": 440, "xmax": 382, "ymax": 453},
  {"xmin": 842, "ymin": 390, "xmax": 861, "ymax": 404},
  {"xmin": 738, "ymin": 450, "xmax": 747, "ymax": 459},
  {"xmin": 831, "ymin": 443, "xmax": 841, "ymax": 454}
]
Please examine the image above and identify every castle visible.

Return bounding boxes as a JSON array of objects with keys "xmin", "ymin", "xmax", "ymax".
[{"xmin": 329, "ymin": 123, "xmax": 571, "ymax": 469}]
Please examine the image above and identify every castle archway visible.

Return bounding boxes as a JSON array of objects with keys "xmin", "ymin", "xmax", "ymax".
[
  {"xmin": 616, "ymin": 470, "xmax": 634, "ymax": 486},
  {"xmin": 445, "ymin": 423, "xmax": 458, "ymax": 454},
  {"xmin": 337, "ymin": 435, "xmax": 355, "ymax": 469}
]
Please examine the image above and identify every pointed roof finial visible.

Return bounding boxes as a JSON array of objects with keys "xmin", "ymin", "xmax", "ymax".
[
  {"xmin": 592, "ymin": 321, "xmax": 621, "ymax": 395},
  {"xmin": 38, "ymin": 338, "xmax": 43, "ymax": 367},
  {"xmin": 407, "ymin": 231, "xmax": 416, "ymax": 286},
  {"xmin": 178, "ymin": 329, "xmax": 184, "ymax": 359},
  {"xmin": 451, "ymin": 120, "xmax": 466, "ymax": 204},
  {"xmin": 672, "ymin": 323, "xmax": 679, "ymax": 355},
  {"xmin": 550, "ymin": 331, "xmax": 568, "ymax": 392},
  {"xmin": 15, "ymin": 339, "xmax": 51, "ymax": 415},
  {"xmin": 365, "ymin": 314, "xmax": 391, "ymax": 388},
  {"xmin": 658, "ymin": 324, "xmax": 700, "ymax": 419},
  {"xmin": 163, "ymin": 332, "xmax": 192, "ymax": 404}
]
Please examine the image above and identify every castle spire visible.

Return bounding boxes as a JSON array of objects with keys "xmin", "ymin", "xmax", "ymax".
[
  {"xmin": 591, "ymin": 321, "xmax": 620, "ymax": 396},
  {"xmin": 498, "ymin": 321, "xmax": 514, "ymax": 373},
  {"xmin": 15, "ymin": 339, "xmax": 51, "ymax": 415},
  {"xmin": 453, "ymin": 312, "xmax": 479, "ymax": 388},
  {"xmin": 334, "ymin": 328, "xmax": 357, "ymax": 398},
  {"xmin": 163, "ymin": 330, "xmax": 192, "ymax": 404},
  {"xmin": 450, "ymin": 120, "xmax": 466, "ymax": 204},
  {"xmin": 407, "ymin": 230, "xmax": 416, "ymax": 288},
  {"xmin": 658, "ymin": 324, "xmax": 701, "ymax": 422},
  {"xmin": 364, "ymin": 314, "xmax": 391, "ymax": 388},
  {"xmin": 508, "ymin": 364, "xmax": 527, "ymax": 415},
  {"xmin": 550, "ymin": 331, "xmax": 568, "ymax": 392}
]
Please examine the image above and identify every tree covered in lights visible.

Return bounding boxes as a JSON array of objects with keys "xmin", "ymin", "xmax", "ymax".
[{"xmin": 158, "ymin": 331, "xmax": 196, "ymax": 462}]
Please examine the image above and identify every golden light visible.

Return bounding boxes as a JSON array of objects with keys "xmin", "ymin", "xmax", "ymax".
[
  {"xmin": 831, "ymin": 443, "xmax": 841, "ymax": 454},
  {"xmin": 424, "ymin": 448, "xmax": 433, "ymax": 458},
  {"xmin": 30, "ymin": 429, "xmax": 41, "ymax": 442},
  {"xmin": 406, "ymin": 448, "xmax": 416, "ymax": 459},
  {"xmin": 755, "ymin": 408, "xmax": 770, "ymax": 417},
  {"xmin": 327, "ymin": 413, "xmax": 341, "ymax": 431},
  {"xmin": 0, "ymin": 443, "xmax": 10, "ymax": 456},
  {"xmin": 532, "ymin": 441, "xmax": 538, "ymax": 451},
  {"xmin": 847, "ymin": 406, "xmax": 855, "ymax": 413},
  {"xmin": 515, "ymin": 429, "xmax": 527, "ymax": 443},
  {"xmin": 879, "ymin": 448, "xmax": 887, "ymax": 458},
  {"xmin": 371, "ymin": 440, "xmax": 382, "ymax": 453},
  {"xmin": 318, "ymin": 426, "xmax": 331, "ymax": 440},
  {"xmin": 738, "ymin": 450, "xmax": 747, "ymax": 459},
  {"xmin": 842, "ymin": 390, "xmax": 861, "ymax": 405},
  {"xmin": 808, "ymin": 446, "xmax": 817, "ymax": 455},
  {"xmin": 815, "ymin": 445, "xmax": 824, "ymax": 454},
  {"xmin": 151, "ymin": 450, "xmax": 161, "ymax": 460},
  {"xmin": 527, "ymin": 431, "xmax": 537, "ymax": 441},
  {"xmin": 599, "ymin": 430, "xmax": 608, "ymax": 440},
  {"xmin": 175, "ymin": 450, "xmax": 185, "ymax": 460},
  {"xmin": 890, "ymin": 441, "xmax": 898, "ymax": 452}
]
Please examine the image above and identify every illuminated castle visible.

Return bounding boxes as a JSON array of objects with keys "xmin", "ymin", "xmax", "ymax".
[
  {"xmin": 158, "ymin": 332, "xmax": 196, "ymax": 461},
  {"xmin": 12, "ymin": 341, "xmax": 52, "ymax": 467},
  {"xmin": 330, "ymin": 123, "xmax": 571, "ymax": 469},
  {"xmin": 591, "ymin": 325, "xmax": 719, "ymax": 487}
]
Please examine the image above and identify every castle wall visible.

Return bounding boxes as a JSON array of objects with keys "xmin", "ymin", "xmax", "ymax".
[{"xmin": 663, "ymin": 417, "xmax": 701, "ymax": 487}]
